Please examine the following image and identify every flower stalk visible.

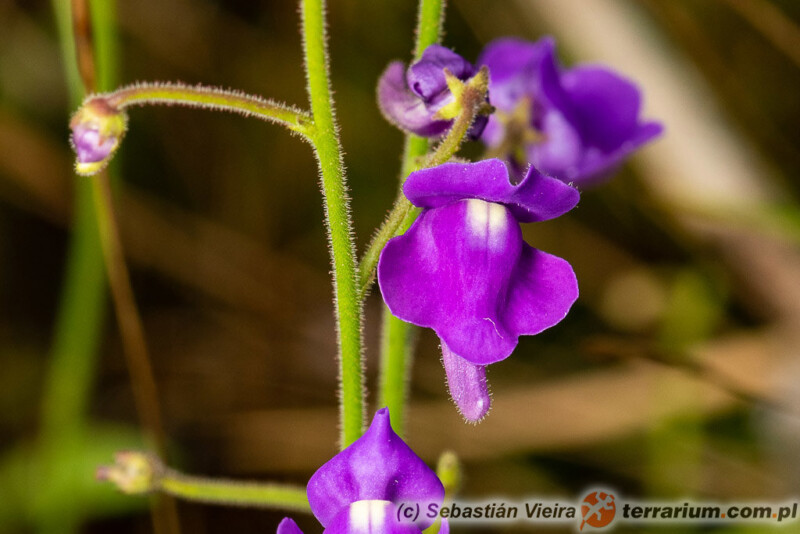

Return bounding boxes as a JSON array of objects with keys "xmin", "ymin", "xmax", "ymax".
[
  {"xmin": 105, "ymin": 83, "xmax": 314, "ymax": 137},
  {"xmin": 97, "ymin": 452, "xmax": 311, "ymax": 511},
  {"xmin": 70, "ymin": 83, "xmax": 315, "ymax": 176}
]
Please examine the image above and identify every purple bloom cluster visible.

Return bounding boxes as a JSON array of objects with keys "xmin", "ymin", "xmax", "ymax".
[
  {"xmin": 378, "ymin": 44, "xmax": 488, "ymax": 138},
  {"xmin": 378, "ymin": 159, "xmax": 579, "ymax": 421},
  {"xmin": 478, "ymin": 37, "xmax": 663, "ymax": 186},
  {"xmin": 280, "ymin": 409, "xmax": 447, "ymax": 533}
]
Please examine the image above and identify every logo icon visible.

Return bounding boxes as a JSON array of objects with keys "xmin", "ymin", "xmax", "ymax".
[{"xmin": 580, "ymin": 490, "xmax": 616, "ymax": 530}]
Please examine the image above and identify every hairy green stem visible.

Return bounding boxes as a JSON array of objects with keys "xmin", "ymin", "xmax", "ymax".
[
  {"xmin": 301, "ymin": 0, "xmax": 365, "ymax": 447},
  {"xmin": 413, "ymin": 0, "xmax": 445, "ymax": 59},
  {"xmin": 103, "ymin": 82, "xmax": 314, "ymax": 138},
  {"xmin": 376, "ymin": 0, "xmax": 446, "ymax": 435},
  {"xmin": 159, "ymin": 470, "xmax": 311, "ymax": 512}
]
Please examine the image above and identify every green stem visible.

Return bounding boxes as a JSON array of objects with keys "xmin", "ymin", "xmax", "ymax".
[
  {"xmin": 377, "ymin": 0, "xmax": 446, "ymax": 435},
  {"xmin": 159, "ymin": 470, "xmax": 311, "ymax": 512},
  {"xmin": 301, "ymin": 0, "xmax": 365, "ymax": 447},
  {"xmin": 103, "ymin": 82, "xmax": 314, "ymax": 138},
  {"xmin": 413, "ymin": 0, "xmax": 445, "ymax": 59}
]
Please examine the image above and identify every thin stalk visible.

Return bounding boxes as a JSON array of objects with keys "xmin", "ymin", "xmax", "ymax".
[
  {"xmin": 377, "ymin": 0, "xmax": 446, "ymax": 435},
  {"xmin": 301, "ymin": 0, "xmax": 365, "ymax": 447},
  {"xmin": 90, "ymin": 176, "xmax": 167, "ymax": 455},
  {"xmin": 159, "ymin": 470, "xmax": 311, "ymax": 512},
  {"xmin": 98, "ymin": 452, "xmax": 311, "ymax": 511},
  {"xmin": 103, "ymin": 82, "xmax": 314, "ymax": 138}
]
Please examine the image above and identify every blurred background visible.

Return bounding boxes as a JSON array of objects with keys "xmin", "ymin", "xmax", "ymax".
[{"xmin": 1, "ymin": 0, "xmax": 799, "ymax": 532}]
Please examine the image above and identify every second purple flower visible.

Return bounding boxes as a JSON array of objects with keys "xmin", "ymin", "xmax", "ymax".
[
  {"xmin": 478, "ymin": 37, "xmax": 663, "ymax": 186},
  {"xmin": 378, "ymin": 159, "xmax": 579, "ymax": 422}
]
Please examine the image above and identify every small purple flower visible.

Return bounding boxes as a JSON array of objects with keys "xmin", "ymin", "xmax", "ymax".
[
  {"xmin": 378, "ymin": 159, "xmax": 579, "ymax": 421},
  {"xmin": 478, "ymin": 37, "xmax": 663, "ymax": 186},
  {"xmin": 378, "ymin": 44, "xmax": 488, "ymax": 138},
  {"xmin": 279, "ymin": 408, "xmax": 444, "ymax": 533}
]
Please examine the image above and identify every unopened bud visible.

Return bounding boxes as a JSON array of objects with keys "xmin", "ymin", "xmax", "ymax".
[
  {"xmin": 70, "ymin": 97, "xmax": 128, "ymax": 176},
  {"xmin": 96, "ymin": 451, "xmax": 159, "ymax": 494},
  {"xmin": 436, "ymin": 450, "xmax": 461, "ymax": 498}
]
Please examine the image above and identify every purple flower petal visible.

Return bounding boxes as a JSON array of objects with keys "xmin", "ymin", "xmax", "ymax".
[
  {"xmin": 307, "ymin": 409, "xmax": 444, "ymax": 530},
  {"xmin": 527, "ymin": 110, "xmax": 583, "ymax": 179},
  {"xmin": 403, "ymin": 159, "xmax": 579, "ymax": 223},
  {"xmin": 478, "ymin": 37, "xmax": 555, "ymax": 113},
  {"xmin": 277, "ymin": 518, "xmax": 304, "ymax": 534},
  {"xmin": 71, "ymin": 124, "xmax": 118, "ymax": 164},
  {"xmin": 378, "ymin": 61, "xmax": 453, "ymax": 137},
  {"xmin": 557, "ymin": 121, "xmax": 664, "ymax": 186},
  {"xmin": 379, "ymin": 186, "xmax": 579, "ymax": 365},
  {"xmin": 407, "ymin": 45, "xmax": 473, "ymax": 100},
  {"xmin": 505, "ymin": 245, "xmax": 579, "ymax": 336},
  {"xmin": 561, "ymin": 65, "xmax": 643, "ymax": 152},
  {"xmin": 324, "ymin": 501, "xmax": 422, "ymax": 534},
  {"xmin": 379, "ymin": 199, "xmax": 522, "ymax": 364},
  {"xmin": 442, "ymin": 341, "xmax": 491, "ymax": 422}
]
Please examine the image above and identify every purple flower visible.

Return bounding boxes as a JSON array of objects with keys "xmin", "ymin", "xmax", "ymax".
[
  {"xmin": 378, "ymin": 44, "xmax": 488, "ymax": 138},
  {"xmin": 378, "ymin": 159, "xmax": 579, "ymax": 421},
  {"xmin": 279, "ymin": 408, "xmax": 444, "ymax": 533},
  {"xmin": 478, "ymin": 37, "xmax": 663, "ymax": 186}
]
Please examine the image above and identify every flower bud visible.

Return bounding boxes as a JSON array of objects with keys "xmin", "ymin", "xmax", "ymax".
[
  {"xmin": 436, "ymin": 451, "xmax": 461, "ymax": 498},
  {"xmin": 377, "ymin": 45, "xmax": 490, "ymax": 139},
  {"xmin": 95, "ymin": 451, "xmax": 158, "ymax": 494},
  {"xmin": 69, "ymin": 97, "xmax": 128, "ymax": 176}
]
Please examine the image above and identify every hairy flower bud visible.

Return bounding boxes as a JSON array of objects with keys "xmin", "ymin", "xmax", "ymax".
[
  {"xmin": 69, "ymin": 97, "xmax": 128, "ymax": 176},
  {"xmin": 96, "ymin": 451, "xmax": 158, "ymax": 494}
]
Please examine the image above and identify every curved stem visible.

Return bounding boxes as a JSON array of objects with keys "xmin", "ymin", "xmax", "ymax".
[
  {"xmin": 159, "ymin": 470, "xmax": 311, "ymax": 512},
  {"xmin": 104, "ymin": 82, "xmax": 314, "ymax": 138},
  {"xmin": 301, "ymin": 0, "xmax": 365, "ymax": 447}
]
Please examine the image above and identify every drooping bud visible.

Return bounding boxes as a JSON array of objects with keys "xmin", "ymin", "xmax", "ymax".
[
  {"xmin": 69, "ymin": 96, "xmax": 128, "ymax": 176},
  {"xmin": 95, "ymin": 451, "xmax": 159, "ymax": 494}
]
